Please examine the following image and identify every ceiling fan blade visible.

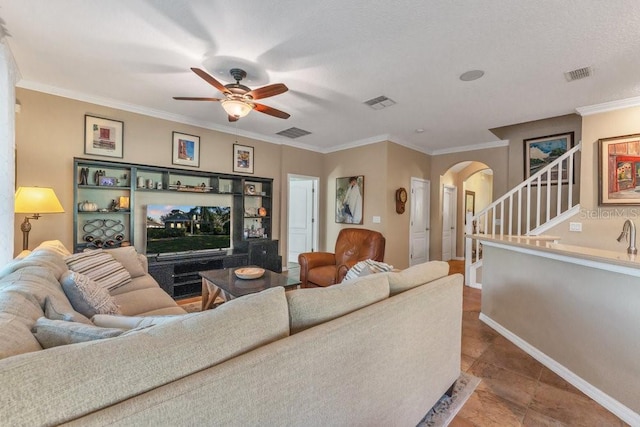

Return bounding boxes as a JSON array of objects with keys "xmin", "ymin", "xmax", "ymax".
[
  {"xmin": 173, "ymin": 97, "xmax": 222, "ymax": 101},
  {"xmin": 228, "ymin": 115, "xmax": 239, "ymax": 122},
  {"xmin": 191, "ymin": 67, "xmax": 231, "ymax": 95},
  {"xmin": 254, "ymin": 103, "xmax": 290, "ymax": 119},
  {"xmin": 246, "ymin": 83, "xmax": 288, "ymax": 100}
]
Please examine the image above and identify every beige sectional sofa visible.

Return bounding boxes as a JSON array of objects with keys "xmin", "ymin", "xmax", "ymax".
[{"xmin": 0, "ymin": 240, "xmax": 463, "ymax": 426}]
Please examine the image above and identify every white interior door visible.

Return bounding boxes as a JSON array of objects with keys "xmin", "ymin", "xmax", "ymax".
[
  {"xmin": 287, "ymin": 175, "xmax": 318, "ymax": 264},
  {"xmin": 410, "ymin": 178, "xmax": 430, "ymax": 266},
  {"xmin": 442, "ymin": 185, "xmax": 457, "ymax": 261}
]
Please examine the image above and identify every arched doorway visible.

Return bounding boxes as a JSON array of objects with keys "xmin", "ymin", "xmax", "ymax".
[{"xmin": 441, "ymin": 161, "xmax": 493, "ymax": 260}]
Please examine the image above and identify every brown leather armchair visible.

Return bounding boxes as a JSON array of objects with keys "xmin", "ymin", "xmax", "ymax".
[{"xmin": 298, "ymin": 228, "xmax": 386, "ymax": 288}]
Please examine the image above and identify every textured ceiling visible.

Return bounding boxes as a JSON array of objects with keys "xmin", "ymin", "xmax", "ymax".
[{"xmin": 2, "ymin": 0, "xmax": 640, "ymax": 153}]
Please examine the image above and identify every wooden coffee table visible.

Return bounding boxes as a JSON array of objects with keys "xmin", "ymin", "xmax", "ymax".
[{"xmin": 200, "ymin": 266, "xmax": 301, "ymax": 310}]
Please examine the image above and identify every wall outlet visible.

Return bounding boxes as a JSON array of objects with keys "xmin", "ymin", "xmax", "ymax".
[
  {"xmin": 372, "ymin": 216, "xmax": 381, "ymax": 224},
  {"xmin": 569, "ymin": 222, "xmax": 582, "ymax": 232}
]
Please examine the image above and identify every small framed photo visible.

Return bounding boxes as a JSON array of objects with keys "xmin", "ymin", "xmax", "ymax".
[
  {"xmin": 99, "ymin": 176, "xmax": 117, "ymax": 186},
  {"xmin": 523, "ymin": 132, "xmax": 574, "ymax": 185},
  {"xmin": 233, "ymin": 144, "xmax": 254, "ymax": 174},
  {"xmin": 598, "ymin": 133, "xmax": 640, "ymax": 205},
  {"xmin": 84, "ymin": 115, "xmax": 124, "ymax": 158},
  {"xmin": 172, "ymin": 131, "xmax": 200, "ymax": 167}
]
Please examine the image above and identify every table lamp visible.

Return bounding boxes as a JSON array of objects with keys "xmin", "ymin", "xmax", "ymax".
[{"xmin": 14, "ymin": 186, "xmax": 65, "ymax": 250}]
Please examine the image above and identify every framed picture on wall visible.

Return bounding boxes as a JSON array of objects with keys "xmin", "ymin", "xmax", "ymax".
[
  {"xmin": 172, "ymin": 131, "xmax": 200, "ymax": 167},
  {"xmin": 84, "ymin": 115, "xmax": 124, "ymax": 158},
  {"xmin": 523, "ymin": 132, "xmax": 574, "ymax": 184},
  {"xmin": 233, "ymin": 144, "xmax": 254, "ymax": 174},
  {"xmin": 598, "ymin": 133, "xmax": 640, "ymax": 205},
  {"xmin": 335, "ymin": 175, "xmax": 364, "ymax": 224},
  {"xmin": 465, "ymin": 190, "xmax": 475, "ymax": 223}
]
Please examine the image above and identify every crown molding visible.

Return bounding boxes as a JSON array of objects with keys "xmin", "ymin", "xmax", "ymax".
[
  {"xmin": 431, "ymin": 139, "xmax": 509, "ymax": 155},
  {"xmin": 15, "ymin": 79, "xmax": 295, "ymax": 146},
  {"xmin": 576, "ymin": 96, "xmax": 640, "ymax": 116},
  {"xmin": 321, "ymin": 134, "xmax": 391, "ymax": 154}
]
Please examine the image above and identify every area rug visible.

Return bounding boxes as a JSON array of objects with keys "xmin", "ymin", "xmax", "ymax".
[{"xmin": 417, "ymin": 372, "xmax": 481, "ymax": 427}]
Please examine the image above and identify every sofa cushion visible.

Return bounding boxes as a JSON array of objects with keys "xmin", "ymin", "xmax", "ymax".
[
  {"xmin": 103, "ymin": 246, "xmax": 146, "ymax": 278},
  {"xmin": 343, "ymin": 259, "xmax": 394, "ymax": 281},
  {"xmin": 32, "ymin": 317, "xmax": 125, "ymax": 349},
  {"xmin": 109, "ymin": 274, "xmax": 160, "ymax": 296},
  {"xmin": 60, "ymin": 271, "xmax": 121, "ymax": 317},
  {"xmin": 0, "ymin": 312, "xmax": 43, "ymax": 359},
  {"xmin": 0, "ymin": 247, "xmax": 69, "ymax": 281},
  {"xmin": 0, "ymin": 263, "xmax": 73, "ymax": 359},
  {"xmin": 33, "ymin": 240, "xmax": 72, "ymax": 257},
  {"xmin": 44, "ymin": 296, "xmax": 92, "ymax": 325},
  {"xmin": 65, "ymin": 249, "xmax": 132, "ymax": 291},
  {"xmin": 383, "ymin": 261, "xmax": 450, "ymax": 296},
  {"xmin": 0, "ymin": 287, "xmax": 290, "ymax": 426},
  {"xmin": 92, "ymin": 313, "xmax": 196, "ymax": 329},
  {"xmin": 286, "ymin": 274, "xmax": 390, "ymax": 333},
  {"xmin": 112, "ymin": 287, "xmax": 183, "ymax": 316}
]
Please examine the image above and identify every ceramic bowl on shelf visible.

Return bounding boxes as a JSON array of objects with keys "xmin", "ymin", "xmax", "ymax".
[{"xmin": 234, "ymin": 267, "xmax": 265, "ymax": 280}]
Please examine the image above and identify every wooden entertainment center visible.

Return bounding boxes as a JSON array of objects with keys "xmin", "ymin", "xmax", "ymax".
[{"xmin": 73, "ymin": 157, "xmax": 280, "ymax": 298}]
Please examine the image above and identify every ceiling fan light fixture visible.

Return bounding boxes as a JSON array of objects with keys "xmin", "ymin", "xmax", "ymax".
[{"xmin": 221, "ymin": 99, "xmax": 253, "ymax": 118}]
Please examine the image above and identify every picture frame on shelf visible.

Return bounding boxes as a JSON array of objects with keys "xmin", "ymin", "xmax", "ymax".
[
  {"xmin": 233, "ymin": 144, "xmax": 254, "ymax": 174},
  {"xmin": 172, "ymin": 131, "xmax": 200, "ymax": 167},
  {"xmin": 598, "ymin": 133, "xmax": 640, "ymax": 205},
  {"xmin": 523, "ymin": 132, "xmax": 574, "ymax": 185},
  {"xmin": 99, "ymin": 176, "xmax": 117, "ymax": 186},
  {"xmin": 84, "ymin": 115, "xmax": 124, "ymax": 158},
  {"xmin": 335, "ymin": 175, "xmax": 364, "ymax": 224}
]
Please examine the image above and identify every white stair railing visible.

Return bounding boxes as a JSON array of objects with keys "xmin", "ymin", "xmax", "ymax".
[{"xmin": 464, "ymin": 142, "xmax": 582, "ymax": 287}]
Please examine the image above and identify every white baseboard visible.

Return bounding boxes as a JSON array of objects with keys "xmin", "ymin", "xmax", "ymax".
[
  {"xmin": 453, "ymin": 256, "xmax": 465, "ymax": 261},
  {"xmin": 479, "ymin": 313, "xmax": 640, "ymax": 426}
]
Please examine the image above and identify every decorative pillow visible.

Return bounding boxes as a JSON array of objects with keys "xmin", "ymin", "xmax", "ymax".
[
  {"xmin": 60, "ymin": 271, "xmax": 121, "ymax": 318},
  {"xmin": 102, "ymin": 246, "xmax": 146, "ymax": 278},
  {"xmin": 32, "ymin": 317, "xmax": 125, "ymax": 349},
  {"xmin": 44, "ymin": 296, "xmax": 92, "ymax": 325},
  {"xmin": 343, "ymin": 259, "xmax": 394, "ymax": 281},
  {"xmin": 92, "ymin": 313, "xmax": 195, "ymax": 330},
  {"xmin": 65, "ymin": 249, "xmax": 132, "ymax": 291},
  {"xmin": 286, "ymin": 274, "xmax": 390, "ymax": 334}
]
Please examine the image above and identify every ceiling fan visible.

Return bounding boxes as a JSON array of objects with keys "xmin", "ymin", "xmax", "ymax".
[{"xmin": 174, "ymin": 67, "xmax": 290, "ymax": 122}]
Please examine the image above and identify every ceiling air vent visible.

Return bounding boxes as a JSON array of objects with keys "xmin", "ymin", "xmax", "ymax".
[
  {"xmin": 276, "ymin": 127, "xmax": 311, "ymax": 139},
  {"xmin": 364, "ymin": 95, "xmax": 396, "ymax": 110},
  {"xmin": 564, "ymin": 66, "xmax": 592, "ymax": 82}
]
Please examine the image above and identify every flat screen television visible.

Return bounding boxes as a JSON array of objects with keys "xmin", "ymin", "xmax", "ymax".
[{"xmin": 146, "ymin": 204, "xmax": 231, "ymax": 256}]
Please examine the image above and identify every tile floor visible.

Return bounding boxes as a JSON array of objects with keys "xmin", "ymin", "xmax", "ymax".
[{"xmin": 449, "ymin": 261, "xmax": 627, "ymax": 427}]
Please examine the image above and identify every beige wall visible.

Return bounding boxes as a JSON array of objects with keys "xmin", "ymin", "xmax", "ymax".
[
  {"xmin": 323, "ymin": 141, "xmax": 430, "ymax": 269},
  {"xmin": 324, "ymin": 143, "xmax": 387, "ymax": 248},
  {"xmin": 13, "ymin": 89, "xmax": 431, "ymax": 267},
  {"xmin": 279, "ymin": 145, "xmax": 326, "ymax": 261},
  {"xmin": 14, "ymin": 88, "xmax": 322, "ymax": 257},
  {"xmin": 385, "ymin": 142, "xmax": 431, "ymax": 268},
  {"xmin": 430, "ymin": 146, "xmax": 509, "ymax": 260},
  {"xmin": 547, "ymin": 106, "xmax": 640, "ymax": 251},
  {"xmin": 482, "ymin": 244, "xmax": 640, "ymax": 416}
]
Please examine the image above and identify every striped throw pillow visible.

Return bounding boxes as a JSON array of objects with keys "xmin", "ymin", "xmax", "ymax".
[
  {"xmin": 65, "ymin": 249, "xmax": 132, "ymax": 292},
  {"xmin": 343, "ymin": 259, "xmax": 394, "ymax": 281}
]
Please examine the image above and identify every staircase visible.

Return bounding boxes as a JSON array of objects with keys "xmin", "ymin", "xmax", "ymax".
[{"xmin": 464, "ymin": 142, "xmax": 582, "ymax": 287}]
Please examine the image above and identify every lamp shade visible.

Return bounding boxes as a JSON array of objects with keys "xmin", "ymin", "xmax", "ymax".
[
  {"xmin": 15, "ymin": 187, "xmax": 64, "ymax": 214},
  {"xmin": 221, "ymin": 99, "xmax": 253, "ymax": 118}
]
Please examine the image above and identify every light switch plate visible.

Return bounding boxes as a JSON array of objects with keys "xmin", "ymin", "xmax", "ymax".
[
  {"xmin": 569, "ymin": 222, "xmax": 582, "ymax": 232},
  {"xmin": 372, "ymin": 216, "xmax": 381, "ymax": 224}
]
